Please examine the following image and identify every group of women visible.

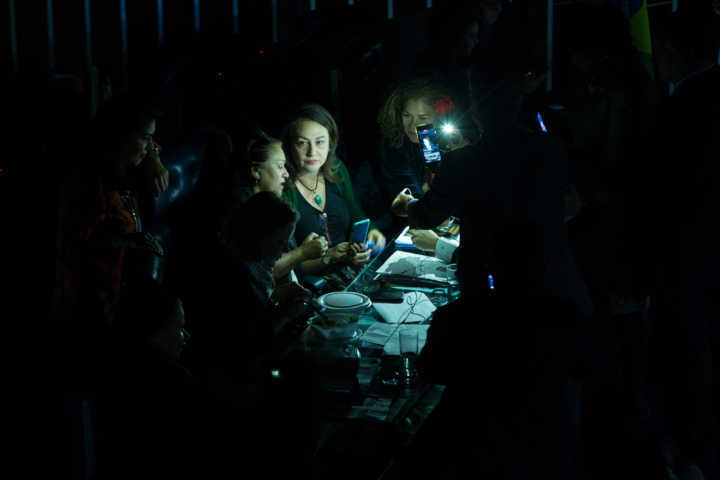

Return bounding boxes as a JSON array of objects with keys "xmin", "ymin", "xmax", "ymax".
[{"xmin": 53, "ymin": 75, "xmax": 475, "ymax": 397}]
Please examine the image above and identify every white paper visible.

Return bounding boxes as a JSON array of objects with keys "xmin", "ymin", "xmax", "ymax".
[
  {"xmin": 361, "ymin": 323, "xmax": 397, "ymax": 346},
  {"xmin": 360, "ymin": 323, "xmax": 430, "ymax": 355},
  {"xmin": 393, "ymin": 226, "xmax": 422, "ymax": 251},
  {"xmin": 373, "ymin": 291, "xmax": 436, "ymax": 324},
  {"xmin": 375, "ymin": 250, "xmax": 456, "ymax": 283}
]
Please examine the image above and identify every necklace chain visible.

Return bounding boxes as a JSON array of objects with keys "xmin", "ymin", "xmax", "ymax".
[
  {"xmin": 297, "ymin": 174, "xmax": 324, "ymax": 207},
  {"xmin": 296, "ymin": 173, "xmax": 320, "ymax": 193}
]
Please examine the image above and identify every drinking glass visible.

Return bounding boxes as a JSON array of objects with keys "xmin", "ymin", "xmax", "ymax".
[{"xmin": 398, "ymin": 327, "xmax": 419, "ymax": 385}]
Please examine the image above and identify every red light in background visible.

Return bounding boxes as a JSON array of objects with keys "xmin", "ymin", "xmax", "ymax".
[{"xmin": 259, "ymin": 49, "xmax": 265, "ymax": 55}]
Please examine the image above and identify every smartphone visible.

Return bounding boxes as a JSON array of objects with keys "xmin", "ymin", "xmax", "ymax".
[
  {"xmin": 416, "ymin": 124, "xmax": 442, "ymax": 164},
  {"xmin": 351, "ymin": 218, "xmax": 371, "ymax": 244}
]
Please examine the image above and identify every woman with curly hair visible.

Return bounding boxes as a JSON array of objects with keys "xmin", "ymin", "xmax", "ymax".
[
  {"xmin": 377, "ymin": 78, "xmax": 468, "ymax": 202},
  {"xmin": 377, "ymin": 77, "xmax": 470, "ymax": 201},
  {"xmin": 377, "ymin": 78, "xmax": 470, "ymax": 257}
]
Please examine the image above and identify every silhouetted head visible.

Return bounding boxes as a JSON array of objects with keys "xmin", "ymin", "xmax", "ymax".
[
  {"xmin": 90, "ymin": 93, "xmax": 163, "ymax": 173},
  {"xmin": 114, "ymin": 280, "xmax": 188, "ymax": 361},
  {"xmin": 652, "ymin": 11, "xmax": 717, "ymax": 84},
  {"xmin": 228, "ymin": 191, "xmax": 298, "ymax": 266}
]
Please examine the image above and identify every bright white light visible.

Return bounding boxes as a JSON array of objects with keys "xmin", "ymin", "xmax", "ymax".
[{"xmin": 441, "ymin": 124, "xmax": 455, "ymax": 134}]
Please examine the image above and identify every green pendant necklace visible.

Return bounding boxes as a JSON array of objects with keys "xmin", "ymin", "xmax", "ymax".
[{"xmin": 297, "ymin": 174, "xmax": 323, "ymax": 206}]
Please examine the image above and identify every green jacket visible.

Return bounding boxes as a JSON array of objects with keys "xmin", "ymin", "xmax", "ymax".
[{"xmin": 282, "ymin": 159, "xmax": 374, "ymax": 241}]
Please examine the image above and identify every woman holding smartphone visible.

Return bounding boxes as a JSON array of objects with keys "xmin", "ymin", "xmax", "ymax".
[
  {"xmin": 377, "ymin": 78, "xmax": 471, "ymax": 207},
  {"xmin": 379, "ymin": 78, "xmax": 469, "ymax": 249},
  {"xmin": 281, "ymin": 104, "xmax": 386, "ymax": 284}
]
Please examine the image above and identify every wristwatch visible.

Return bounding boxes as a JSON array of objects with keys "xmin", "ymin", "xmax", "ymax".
[{"xmin": 322, "ymin": 254, "xmax": 331, "ymax": 265}]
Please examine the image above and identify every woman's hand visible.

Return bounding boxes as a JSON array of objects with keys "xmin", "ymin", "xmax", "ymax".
[
  {"xmin": 299, "ymin": 232, "xmax": 328, "ymax": 260},
  {"xmin": 391, "ymin": 189, "xmax": 415, "ymax": 217},
  {"xmin": 348, "ymin": 243, "xmax": 371, "ymax": 265},
  {"xmin": 446, "ymin": 131, "xmax": 471, "ymax": 151},
  {"xmin": 366, "ymin": 229, "xmax": 386, "ymax": 252},
  {"xmin": 126, "ymin": 232, "xmax": 165, "ymax": 257},
  {"xmin": 326, "ymin": 242, "xmax": 353, "ymax": 265},
  {"xmin": 140, "ymin": 146, "xmax": 169, "ymax": 197},
  {"xmin": 408, "ymin": 229, "xmax": 439, "ymax": 252}
]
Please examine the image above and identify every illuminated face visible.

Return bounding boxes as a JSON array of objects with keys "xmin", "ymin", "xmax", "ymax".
[
  {"xmin": 253, "ymin": 144, "xmax": 289, "ymax": 196},
  {"xmin": 126, "ymin": 118, "xmax": 157, "ymax": 168},
  {"xmin": 292, "ymin": 120, "xmax": 330, "ymax": 177},
  {"xmin": 402, "ymin": 98, "xmax": 437, "ymax": 144}
]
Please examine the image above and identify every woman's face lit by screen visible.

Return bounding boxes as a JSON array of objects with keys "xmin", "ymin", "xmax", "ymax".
[
  {"xmin": 402, "ymin": 98, "xmax": 436, "ymax": 144},
  {"xmin": 252, "ymin": 143, "xmax": 289, "ymax": 196},
  {"xmin": 292, "ymin": 119, "xmax": 330, "ymax": 177}
]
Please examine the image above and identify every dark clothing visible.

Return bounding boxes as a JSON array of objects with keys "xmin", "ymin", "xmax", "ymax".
[
  {"xmin": 408, "ymin": 130, "xmax": 594, "ymax": 320},
  {"xmin": 180, "ymin": 241, "xmax": 276, "ymax": 408},
  {"xmin": 97, "ymin": 342, "xmax": 224, "ymax": 479},
  {"xmin": 282, "ymin": 159, "xmax": 373, "ymax": 244},
  {"xmin": 295, "ymin": 181, "xmax": 351, "ymax": 247},
  {"xmin": 53, "ymin": 172, "xmax": 145, "ymax": 327},
  {"xmin": 642, "ymin": 65, "xmax": 720, "ymax": 471},
  {"xmin": 378, "ymin": 139, "xmax": 426, "ymax": 199},
  {"xmin": 409, "ymin": 295, "xmax": 584, "ymax": 479}
]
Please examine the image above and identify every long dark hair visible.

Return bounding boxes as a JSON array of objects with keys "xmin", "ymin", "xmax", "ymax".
[{"xmin": 281, "ymin": 103, "xmax": 342, "ymax": 183}]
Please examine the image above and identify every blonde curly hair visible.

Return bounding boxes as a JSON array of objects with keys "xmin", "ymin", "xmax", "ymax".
[{"xmin": 377, "ymin": 77, "xmax": 449, "ymax": 150}]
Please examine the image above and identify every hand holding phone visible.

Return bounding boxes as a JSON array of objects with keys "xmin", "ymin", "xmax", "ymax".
[
  {"xmin": 351, "ymin": 218, "xmax": 371, "ymax": 245},
  {"xmin": 416, "ymin": 124, "xmax": 442, "ymax": 164}
]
